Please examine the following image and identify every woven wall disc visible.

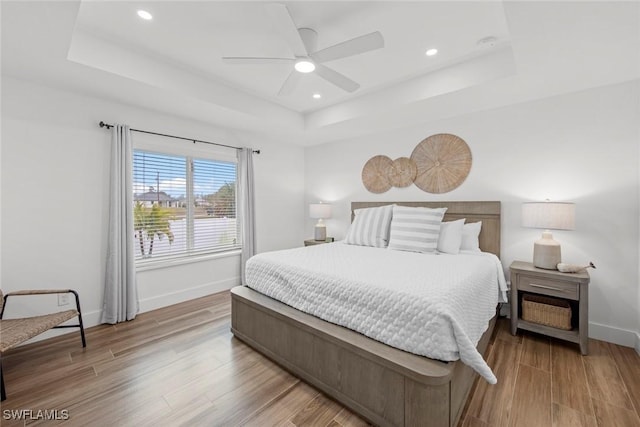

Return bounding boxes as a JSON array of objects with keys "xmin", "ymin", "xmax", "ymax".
[
  {"xmin": 362, "ymin": 155, "xmax": 393, "ymax": 193},
  {"xmin": 410, "ymin": 134, "xmax": 472, "ymax": 194},
  {"xmin": 386, "ymin": 157, "xmax": 417, "ymax": 188}
]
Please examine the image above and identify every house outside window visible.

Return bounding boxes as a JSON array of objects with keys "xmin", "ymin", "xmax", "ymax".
[{"xmin": 132, "ymin": 149, "xmax": 239, "ymax": 262}]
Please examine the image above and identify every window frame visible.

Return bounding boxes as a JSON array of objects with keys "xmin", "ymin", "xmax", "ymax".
[{"xmin": 131, "ymin": 139, "xmax": 240, "ymax": 266}]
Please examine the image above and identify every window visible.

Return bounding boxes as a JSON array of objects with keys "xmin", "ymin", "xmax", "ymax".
[{"xmin": 132, "ymin": 149, "xmax": 239, "ymax": 262}]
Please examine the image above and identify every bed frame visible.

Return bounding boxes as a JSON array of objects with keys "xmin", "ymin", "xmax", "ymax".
[{"xmin": 231, "ymin": 201, "xmax": 501, "ymax": 427}]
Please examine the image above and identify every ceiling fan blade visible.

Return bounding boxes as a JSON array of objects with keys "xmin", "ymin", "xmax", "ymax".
[
  {"xmin": 315, "ymin": 64, "xmax": 360, "ymax": 93},
  {"xmin": 311, "ymin": 31, "xmax": 384, "ymax": 63},
  {"xmin": 222, "ymin": 57, "xmax": 294, "ymax": 65},
  {"xmin": 298, "ymin": 28, "xmax": 318, "ymax": 54},
  {"xmin": 278, "ymin": 69, "xmax": 302, "ymax": 96},
  {"xmin": 266, "ymin": 3, "xmax": 308, "ymax": 57}
]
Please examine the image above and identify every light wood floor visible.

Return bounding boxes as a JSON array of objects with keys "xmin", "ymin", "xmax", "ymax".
[{"xmin": 1, "ymin": 292, "xmax": 638, "ymax": 426}]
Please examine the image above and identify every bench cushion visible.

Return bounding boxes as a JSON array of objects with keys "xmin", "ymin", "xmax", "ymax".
[{"xmin": 0, "ymin": 310, "xmax": 78, "ymax": 352}]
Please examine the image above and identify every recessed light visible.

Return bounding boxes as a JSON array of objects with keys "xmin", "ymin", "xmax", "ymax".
[
  {"xmin": 312, "ymin": 93, "xmax": 322, "ymax": 99},
  {"xmin": 294, "ymin": 60, "xmax": 315, "ymax": 73},
  {"xmin": 425, "ymin": 48, "xmax": 438, "ymax": 57},
  {"xmin": 137, "ymin": 10, "xmax": 153, "ymax": 20}
]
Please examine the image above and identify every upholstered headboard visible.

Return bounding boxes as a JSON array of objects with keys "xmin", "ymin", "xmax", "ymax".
[{"xmin": 351, "ymin": 201, "xmax": 501, "ymax": 258}]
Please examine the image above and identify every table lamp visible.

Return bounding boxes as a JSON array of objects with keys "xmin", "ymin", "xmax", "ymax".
[
  {"xmin": 309, "ymin": 203, "xmax": 332, "ymax": 241},
  {"xmin": 522, "ymin": 201, "xmax": 575, "ymax": 270}
]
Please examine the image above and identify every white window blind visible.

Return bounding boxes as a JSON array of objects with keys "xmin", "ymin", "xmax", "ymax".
[{"xmin": 133, "ymin": 149, "xmax": 239, "ymax": 262}]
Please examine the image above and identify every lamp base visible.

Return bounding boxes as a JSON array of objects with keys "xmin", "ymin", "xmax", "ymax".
[
  {"xmin": 533, "ymin": 230, "xmax": 561, "ymax": 270},
  {"xmin": 314, "ymin": 224, "xmax": 327, "ymax": 241}
]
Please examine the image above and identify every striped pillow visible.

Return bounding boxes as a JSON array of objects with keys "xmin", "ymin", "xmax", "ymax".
[
  {"xmin": 388, "ymin": 206, "xmax": 447, "ymax": 253},
  {"xmin": 344, "ymin": 204, "xmax": 394, "ymax": 248}
]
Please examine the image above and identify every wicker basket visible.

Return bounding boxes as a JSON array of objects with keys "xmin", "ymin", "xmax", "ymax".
[{"xmin": 522, "ymin": 294, "xmax": 572, "ymax": 330}]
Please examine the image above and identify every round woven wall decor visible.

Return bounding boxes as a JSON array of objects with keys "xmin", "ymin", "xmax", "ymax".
[
  {"xmin": 362, "ymin": 155, "xmax": 393, "ymax": 193},
  {"xmin": 386, "ymin": 157, "xmax": 417, "ymax": 188},
  {"xmin": 410, "ymin": 133, "xmax": 472, "ymax": 194}
]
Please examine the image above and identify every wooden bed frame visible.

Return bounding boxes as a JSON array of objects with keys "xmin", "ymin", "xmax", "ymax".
[{"xmin": 231, "ymin": 201, "xmax": 501, "ymax": 427}]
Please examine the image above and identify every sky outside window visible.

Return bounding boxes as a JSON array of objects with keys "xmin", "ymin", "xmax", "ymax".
[{"xmin": 133, "ymin": 151, "xmax": 236, "ymax": 198}]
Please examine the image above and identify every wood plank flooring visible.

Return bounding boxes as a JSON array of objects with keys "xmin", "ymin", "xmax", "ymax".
[{"xmin": 1, "ymin": 292, "xmax": 638, "ymax": 426}]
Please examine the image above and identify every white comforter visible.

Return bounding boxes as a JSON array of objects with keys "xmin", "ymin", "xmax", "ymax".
[{"xmin": 245, "ymin": 242, "xmax": 508, "ymax": 384}]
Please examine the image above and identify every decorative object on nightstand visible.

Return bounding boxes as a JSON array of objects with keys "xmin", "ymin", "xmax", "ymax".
[
  {"xmin": 309, "ymin": 202, "xmax": 332, "ymax": 241},
  {"xmin": 557, "ymin": 262, "xmax": 596, "ymax": 273},
  {"xmin": 510, "ymin": 260, "xmax": 590, "ymax": 355},
  {"xmin": 522, "ymin": 200, "xmax": 575, "ymax": 270}
]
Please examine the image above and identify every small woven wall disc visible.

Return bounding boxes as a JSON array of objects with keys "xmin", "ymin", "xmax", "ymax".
[
  {"xmin": 386, "ymin": 157, "xmax": 417, "ymax": 188},
  {"xmin": 410, "ymin": 134, "xmax": 472, "ymax": 194},
  {"xmin": 362, "ymin": 155, "xmax": 393, "ymax": 193}
]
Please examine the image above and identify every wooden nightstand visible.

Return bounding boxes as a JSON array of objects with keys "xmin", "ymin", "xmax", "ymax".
[
  {"xmin": 304, "ymin": 239, "xmax": 333, "ymax": 246},
  {"xmin": 510, "ymin": 260, "xmax": 590, "ymax": 355}
]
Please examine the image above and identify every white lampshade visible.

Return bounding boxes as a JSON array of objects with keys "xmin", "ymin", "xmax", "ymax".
[
  {"xmin": 309, "ymin": 203, "xmax": 332, "ymax": 219},
  {"xmin": 522, "ymin": 201, "xmax": 575, "ymax": 270},
  {"xmin": 522, "ymin": 202, "xmax": 575, "ymax": 230}
]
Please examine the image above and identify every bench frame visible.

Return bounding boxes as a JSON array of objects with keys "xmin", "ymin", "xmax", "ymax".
[{"xmin": 0, "ymin": 289, "xmax": 86, "ymax": 401}]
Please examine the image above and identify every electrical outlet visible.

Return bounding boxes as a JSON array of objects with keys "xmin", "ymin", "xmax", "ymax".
[{"xmin": 58, "ymin": 293, "xmax": 70, "ymax": 306}]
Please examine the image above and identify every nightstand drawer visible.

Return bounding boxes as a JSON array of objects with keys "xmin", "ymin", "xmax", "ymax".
[{"xmin": 518, "ymin": 275, "xmax": 578, "ymax": 300}]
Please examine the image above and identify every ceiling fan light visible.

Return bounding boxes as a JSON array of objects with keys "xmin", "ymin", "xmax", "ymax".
[{"xmin": 295, "ymin": 60, "xmax": 315, "ymax": 73}]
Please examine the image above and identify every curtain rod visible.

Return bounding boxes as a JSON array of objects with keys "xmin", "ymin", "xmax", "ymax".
[{"xmin": 99, "ymin": 121, "xmax": 260, "ymax": 154}]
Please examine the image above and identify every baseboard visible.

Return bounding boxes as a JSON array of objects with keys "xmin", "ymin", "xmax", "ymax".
[
  {"xmin": 18, "ymin": 278, "xmax": 239, "ymax": 346},
  {"xmin": 138, "ymin": 276, "xmax": 240, "ymax": 313},
  {"xmin": 589, "ymin": 321, "xmax": 638, "ymax": 348}
]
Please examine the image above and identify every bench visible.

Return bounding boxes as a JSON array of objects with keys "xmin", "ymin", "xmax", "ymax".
[{"xmin": 0, "ymin": 289, "xmax": 86, "ymax": 401}]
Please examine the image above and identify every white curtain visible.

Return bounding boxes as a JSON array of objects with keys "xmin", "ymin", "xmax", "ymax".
[
  {"xmin": 238, "ymin": 147, "xmax": 256, "ymax": 285},
  {"xmin": 103, "ymin": 125, "xmax": 138, "ymax": 323}
]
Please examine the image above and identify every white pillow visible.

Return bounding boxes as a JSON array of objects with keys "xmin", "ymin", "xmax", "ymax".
[
  {"xmin": 344, "ymin": 204, "xmax": 394, "ymax": 248},
  {"xmin": 388, "ymin": 205, "xmax": 447, "ymax": 253},
  {"xmin": 437, "ymin": 218, "xmax": 465, "ymax": 254},
  {"xmin": 460, "ymin": 221, "xmax": 482, "ymax": 252}
]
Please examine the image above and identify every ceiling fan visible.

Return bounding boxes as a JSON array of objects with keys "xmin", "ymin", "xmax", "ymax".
[{"xmin": 222, "ymin": 3, "xmax": 384, "ymax": 95}]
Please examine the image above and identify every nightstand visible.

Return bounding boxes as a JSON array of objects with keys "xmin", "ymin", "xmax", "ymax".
[
  {"xmin": 304, "ymin": 239, "xmax": 333, "ymax": 246},
  {"xmin": 510, "ymin": 260, "xmax": 590, "ymax": 355}
]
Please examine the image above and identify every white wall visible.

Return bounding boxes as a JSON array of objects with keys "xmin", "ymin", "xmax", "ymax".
[
  {"xmin": 1, "ymin": 76, "xmax": 305, "ymax": 336},
  {"xmin": 636, "ymin": 0, "xmax": 640, "ymax": 356},
  {"xmin": 637, "ymin": 79, "xmax": 640, "ymax": 355},
  {"xmin": 0, "ymin": 1, "xmax": 3, "ymax": 298},
  {"xmin": 305, "ymin": 80, "xmax": 640, "ymax": 348},
  {"xmin": 2, "ymin": 74, "xmax": 637, "ymax": 350}
]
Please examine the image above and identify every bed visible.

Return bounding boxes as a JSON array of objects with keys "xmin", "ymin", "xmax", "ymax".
[{"xmin": 231, "ymin": 201, "xmax": 502, "ymax": 427}]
